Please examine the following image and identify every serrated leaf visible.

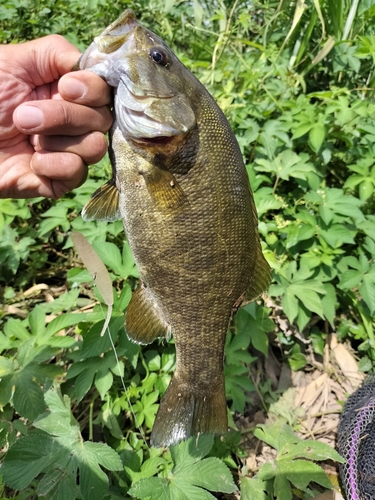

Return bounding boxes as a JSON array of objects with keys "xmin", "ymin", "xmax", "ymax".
[
  {"xmin": 0, "ymin": 356, "xmax": 14, "ymax": 377},
  {"xmin": 293, "ymin": 288, "xmax": 324, "ymax": 317},
  {"xmin": 4, "ymin": 318, "xmax": 31, "ymax": 342},
  {"xmin": 12, "ymin": 369, "xmax": 46, "ymax": 420},
  {"xmin": 171, "ymin": 435, "xmax": 214, "ymax": 472},
  {"xmin": 309, "ymin": 124, "xmax": 325, "ymax": 152},
  {"xmin": 321, "ymin": 283, "xmax": 336, "ymax": 327},
  {"xmin": 43, "ymin": 312, "xmax": 104, "ymax": 340},
  {"xmin": 0, "ymin": 375, "xmax": 13, "ymax": 406},
  {"xmin": 278, "ymin": 458, "xmax": 333, "ymax": 490},
  {"xmin": 282, "ymin": 288, "xmax": 299, "ymax": 323},
  {"xmin": 37, "ymin": 463, "xmax": 78, "ymax": 500},
  {"xmin": 180, "ymin": 457, "xmax": 237, "ymax": 493},
  {"xmin": 75, "ymin": 364, "xmax": 96, "ymax": 402},
  {"xmin": 75, "ymin": 443, "xmax": 110, "ymax": 500},
  {"xmin": 360, "ymin": 273, "xmax": 375, "ymax": 314},
  {"xmin": 254, "ymin": 423, "xmax": 283, "ymax": 449},
  {"xmin": 4, "ymin": 387, "xmax": 121, "ymax": 499},
  {"xmin": 240, "ymin": 476, "xmax": 268, "ymax": 500},
  {"xmin": 274, "ymin": 470, "xmax": 292, "ymax": 500},
  {"xmin": 170, "ymin": 478, "xmax": 217, "ymax": 499},
  {"xmin": 29, "ymin": 306, "xmax": 46, "ymax": 336},
  {"xmin": 129, "ymin": 477, "xmax": 170, "ymax": 500},
  {"xmin": 95, "ymin": 369, "xmax": 113, "ymax": 399},
  {"xmin": 83, "ymin": 441, "xmax": 122, "ymax": 471},
  {"xmin": 34, "ymin": 389, "xmax": 79, "ymax": 444},
  {"xmin": 2, "ymin": 431, "xmax": 59, "ymax": 490},
  {"xmin": 339, "ymin": 269, "xmax": 363, "ymax": 290},
  {"xmin": 282, "ymin": 439, "xmax": 344, "ymax": 462}
]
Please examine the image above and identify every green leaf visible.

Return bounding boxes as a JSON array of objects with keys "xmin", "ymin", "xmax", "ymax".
[
  {"xmin": 0, "ymin": 357, "xmax": 15, "ymax": 377},
  {"xmin": 274, "ymin": 470, "xmax": 292, "ymax": 500},
  {"xmin": 4, "ymin": 318, "xmax": 31, "ymax": 342},
  {"xmin": 181, "ymin": 457, "xmax": 237, "ymax": 493},
  {"xmin": 29, "ymin": 306, "xmax": 46, "ymax": 336},
  {"xmin": 240, "ymin": 476, "xmax": 268, "ymax": 500},
  {"xmin": 34, "ymin": 390, "xmax": 80, "ymax": 444},
  {"xmin": 37, "ymin": 464, "xmax": 78, "ymax": 500},
  {"xmin": 169, "ymin": 478, "xmax": 216, "ymax": 499},
  {"xmin": 130, "ymin": 436, "xmax": 235, "ymax": 499},
  {"xmin": 12, "ymin": 368, "xmax": 46, "ymax": 420},
  {"xmin": 309, "ymin": 123, "xmax": 325, "ymax": 152},
  {"xmin": 95, "ymin": 369, "xmax": 113, "ymax": 399},
  {"xmin": 278, "ymin": 458, "xmax": 333, "ymax": 490},
  {"xmin": 282, "ymin": 439, "xmax": 344, "ymax": 462},
  {"xmin": 129, "ymin": 477, "xmax": 170, "ymax": 500},
  {"xmin": 171, "ymin": 435, "xmax": 214, "ymax": 472},
  {"xmin": 292, "ymin": 288, "xmax": 324, "ymax": 317},
  {"xmin": 2, "ymin": 431, "xmax": 60, "ymax": 490},
  {"xmin": 282, "ymin": 288, "xmax": 299, "ymax": 324},
  {"xmin": 4, "ymin": 387, "xmax": 121, "ymax": 499},
  {"xmin": 360, "ymin": 271, "xmax": 375, "ymax": 314},
  {"xmin": 339, "ymin": 269, "xmax": 363, "ymax": 289}
]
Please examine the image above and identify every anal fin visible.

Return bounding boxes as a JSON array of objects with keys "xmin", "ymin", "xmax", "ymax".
[
  {"xmin": 82, "ymin": 179, "xmax": 121, "ymax": 222},
  {"xmin": 126, "ymin": 283, "xmax": 170, "ymax": 345}
]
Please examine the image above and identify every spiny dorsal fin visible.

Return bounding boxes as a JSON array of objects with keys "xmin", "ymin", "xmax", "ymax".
[
  {"xmin": 126, "ymin": 283, "xmax": 170, "ymax": 345},
  {"xmin": 82, "ymin": 179, "xmax": 121, "ymax": 222},
  {"xmin": 142, "ymin": 167, "xmax": 188, "ymax": 212}
]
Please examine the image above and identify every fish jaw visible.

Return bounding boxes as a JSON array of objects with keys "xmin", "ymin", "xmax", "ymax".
[{"xmin": 79, "ymin": 9, "xmax": 196, "ymax": 140}]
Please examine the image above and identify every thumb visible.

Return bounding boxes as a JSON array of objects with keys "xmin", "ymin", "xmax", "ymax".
[{"xmin": 17, "ymin": 35, "xmax": 81, "ymax": 86}]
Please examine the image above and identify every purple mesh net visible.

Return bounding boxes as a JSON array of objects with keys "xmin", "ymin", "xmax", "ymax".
[{"xmin": 337, "ymin": 375, "xmax": 375, "ymax": 500}]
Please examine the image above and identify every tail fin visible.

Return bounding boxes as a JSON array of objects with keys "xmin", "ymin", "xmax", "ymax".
[{"xmin": 150, "ymin": 375, "xmax": 227, "ymax": 448}]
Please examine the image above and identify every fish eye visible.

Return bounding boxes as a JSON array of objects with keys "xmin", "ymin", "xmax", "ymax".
[{"xmin": 150, "ymin": 47, "xmax": 169, "ymax": 66}]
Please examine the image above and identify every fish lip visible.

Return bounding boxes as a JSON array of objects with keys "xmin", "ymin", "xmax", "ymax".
[{"xmin": 100, "ymin": 9, "xmax": 138, "ymax": 37}]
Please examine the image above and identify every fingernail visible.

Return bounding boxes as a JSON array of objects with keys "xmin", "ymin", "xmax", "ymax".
[
  {"xmin": 15, "ymin": 105, "xmax": 44, "ymax": 129},
  {"xmin": 62, "ymin": 76, "xmax": 87, "ymax": 99}
]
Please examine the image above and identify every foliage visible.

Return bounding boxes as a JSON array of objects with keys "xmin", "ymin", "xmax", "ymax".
[
  {"xmin": 1, "ymin": 0, "xmax": 375, "ymax": 499},
  {"xmin": 243, "ymin": 421, "xmax": 344, "ymax": 500}
]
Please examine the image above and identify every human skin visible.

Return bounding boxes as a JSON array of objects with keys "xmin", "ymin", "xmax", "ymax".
[{"xmin": 0, "ymin": 35, "xmax": 113, "ymax": 199}]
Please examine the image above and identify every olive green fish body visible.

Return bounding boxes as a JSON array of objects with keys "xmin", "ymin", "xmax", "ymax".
[{"xmin": 80, "ymin": 10, "xmax": 271, "ymax": 447}]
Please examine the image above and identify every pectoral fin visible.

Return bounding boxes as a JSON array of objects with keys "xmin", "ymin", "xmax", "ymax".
[
  {"xmin": 82, "ymin": 179, "xmax": 121, "ymax": 222},
  {"xmin": 126, "ymin": 283, "xmax": 170, "ymax": 345},
  {"xmin": 142, "ymin": 168, "xmax": 187, "ymax": 212}
]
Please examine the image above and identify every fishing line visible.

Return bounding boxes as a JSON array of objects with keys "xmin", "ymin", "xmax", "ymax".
[
  {"xmin": 97, "ymin": 300, "xmax": 150, "ymax": 450},
  {"xmin": 71, "ymin": 231, "xmax": 150, "ymax": 448}
]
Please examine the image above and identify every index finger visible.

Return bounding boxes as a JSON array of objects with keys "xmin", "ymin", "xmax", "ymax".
[{"xmin": 58, "ymin": 70, "xmax": 112, "ymax": 107}]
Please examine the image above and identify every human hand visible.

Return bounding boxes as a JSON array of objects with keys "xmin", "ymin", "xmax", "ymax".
[{"xmin": 0, "ymin": 35, "xmax": 113, "ymax": 199}]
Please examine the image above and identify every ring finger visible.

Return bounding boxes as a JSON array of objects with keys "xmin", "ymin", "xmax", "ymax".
[{"xmin": 35, "ymin": 131, "xmax": 108, "ymax": 165}]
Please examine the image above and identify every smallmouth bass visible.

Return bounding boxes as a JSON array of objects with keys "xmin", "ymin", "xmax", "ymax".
[{"xmin": 79, "ymin": 10, "xmax": 271, "ymax": 447}]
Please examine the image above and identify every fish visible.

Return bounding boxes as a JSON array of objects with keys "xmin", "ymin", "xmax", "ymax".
[{"xmin": 79, "ymin": 10, "xmax": 271, "ymax": 447}]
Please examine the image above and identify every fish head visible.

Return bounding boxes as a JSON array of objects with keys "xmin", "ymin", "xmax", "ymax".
[{"xmin": 79, "ymin": 10, "xmax": 196, "ymax": 141}]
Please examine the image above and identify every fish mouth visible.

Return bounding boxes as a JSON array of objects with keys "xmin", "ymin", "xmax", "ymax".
[
  {"xmin": 116, "ymin": 80, "xmax": 191, "ymax": 140},
  {"xmin": 135, "ymin": 136, "xmax": 175, "ymax": 145}
]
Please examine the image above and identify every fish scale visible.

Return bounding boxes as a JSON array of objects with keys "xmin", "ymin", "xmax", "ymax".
[{"xmin": 79, "ymin": 9, "xmax": 271, "ymax": 447}]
